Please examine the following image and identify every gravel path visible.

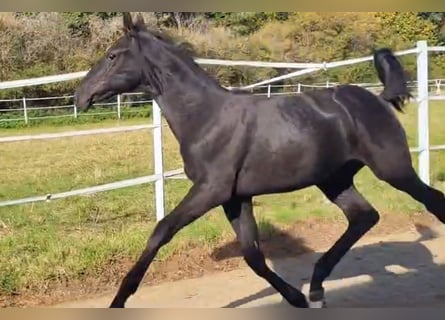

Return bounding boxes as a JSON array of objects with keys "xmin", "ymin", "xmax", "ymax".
[{"xmin": 54, "ymin": 224, "xmax": 445, "ymax": 308}]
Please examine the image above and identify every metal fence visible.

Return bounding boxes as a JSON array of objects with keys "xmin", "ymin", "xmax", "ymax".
[{"xmin": 0, "ymin": 40, "xmax": 444, "ymax": 221}]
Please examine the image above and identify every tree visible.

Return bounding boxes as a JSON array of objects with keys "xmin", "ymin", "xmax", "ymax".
[
  {"xmin": 211, "ymin": 12, "xmax": 290, "ymax": 36},
  {"xmin": 153, "ymin": 12, "xmax": 204, "ymax": 30},
  {"xmin": 375, "ymin": 12, "xmax": 439, "ymax": 48},
  {"xmin": 60, "ymin": 12, "xmax": 119, "ymax": 36},
  {"xmin": 418, "ymin": 12, "xmax": 445, "ymax": 44}
]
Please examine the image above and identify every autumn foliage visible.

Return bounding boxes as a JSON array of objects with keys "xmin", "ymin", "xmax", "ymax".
[{"xmin": 0, "ymin": 12, "xmax": 444, "ymax": 100}]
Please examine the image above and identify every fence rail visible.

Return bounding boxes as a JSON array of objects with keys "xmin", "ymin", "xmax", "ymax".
[
  {"xmin": 0, "ymin": 168, "xmax": 185, "ymax": 208},
  {"xmin": 0, "ymin": 124, "xmax": 157, "ymax": 143},
  {"xmin": 0, "ymin": 41, "xmax": 443, "ymax": 221}
]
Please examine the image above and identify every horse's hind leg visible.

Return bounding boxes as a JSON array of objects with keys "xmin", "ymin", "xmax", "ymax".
[
  {"xmin": 373, "ymin": 163, "xmax": 445, "ymax": 224},
  {"xmin": 309, "ymin": 160, "xmax": 380, "ymax": 307},
  {"xmin": 362, "ymin": 134, "xmax": 445, "ymax": 223},
  {"xmin": 223, "ymin": 196, "xmax": 309, "ymax": 308}
]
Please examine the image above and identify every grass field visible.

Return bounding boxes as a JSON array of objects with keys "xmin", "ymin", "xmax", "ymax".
[{"xmin": 2, "ymin": 100, "xmax": 445, "ymax": 302}]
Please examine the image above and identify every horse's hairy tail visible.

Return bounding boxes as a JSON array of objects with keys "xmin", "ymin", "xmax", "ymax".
[{"xmin": 372, "ymin": 47, "xmax": 412, "ymax": 112}]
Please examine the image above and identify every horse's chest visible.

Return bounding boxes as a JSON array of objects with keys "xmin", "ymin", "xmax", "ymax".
[{"xmin": 179, "ymin": 145, "xmax": 211, "ymax": 182}]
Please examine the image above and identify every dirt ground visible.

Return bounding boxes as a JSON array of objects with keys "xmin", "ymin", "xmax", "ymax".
[{"xmin": 4, "ymin": 211, "xmax": 445, "ymax": 308}]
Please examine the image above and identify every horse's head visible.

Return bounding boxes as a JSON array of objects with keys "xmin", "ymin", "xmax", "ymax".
[{"xmin": 74, "ymin": 13, "xmax": 148, "ymax": 111}]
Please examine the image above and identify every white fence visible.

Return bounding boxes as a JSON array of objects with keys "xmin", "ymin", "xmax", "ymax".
[
  {"xmin": 0, "ymin": 92, "xmax": 152, "ymax": 124},
  {"xmin": 0, "ymin": 40, "xmax": 444, "ymax": 221}
]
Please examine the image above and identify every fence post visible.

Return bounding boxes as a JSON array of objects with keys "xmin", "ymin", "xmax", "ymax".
[
  {"xmin": 267, "ymin": 84, "xmax": 271, "ymax": 98},
  {"xmin": 73, "ymin": 104, "xmax": 78, "ymax": 119},
  {"xmin": 117, "ymin": 94, "xmax": 121, "ymax": 119},
  {"xmin": 417, "ymin": 40, "xmax": 430, "ymax": 185},
  {"xmin": 22, "ymin": 97, "xmax": 28, "ymax": 124},
  {"xmin": 152, "ymin": 100, "xmax": 165, "ymax": 221},
  {"xmin": 297, "ymin": 83, "xmax": 301, "ymax": 94}
]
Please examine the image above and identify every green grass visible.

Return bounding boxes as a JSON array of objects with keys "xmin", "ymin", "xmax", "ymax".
[{"xmin": 2, "ymin": 100, "xmax": 445, "ymax": 298}]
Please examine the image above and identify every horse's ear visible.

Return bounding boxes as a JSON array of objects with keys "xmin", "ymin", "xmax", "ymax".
[
  {"xmin": 123, "ymin": 12, "xmax": 134, "ymax": 34},
  {"xmin": 135, "ymin": 13, "xmax": 146, "ymax": 30}
]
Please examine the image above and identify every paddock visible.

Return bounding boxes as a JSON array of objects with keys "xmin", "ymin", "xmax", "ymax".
[
  {"xmin": 1, "ymin": 41, "xmax": 444, "ymax": 218},
  {"xmin": 2, "ymin": 40, "xmax": 445, "ymax": 307}
]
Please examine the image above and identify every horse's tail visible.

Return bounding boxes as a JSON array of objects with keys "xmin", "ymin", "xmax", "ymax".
[{"xmin": 372, "ymin": 47, "xmax": 412, "ymax": 112}]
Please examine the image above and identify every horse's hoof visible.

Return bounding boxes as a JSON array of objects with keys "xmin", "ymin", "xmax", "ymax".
[
  {"xmin": 308, "ymin": 288, "xmax": 326, "ymax": 308},
  {"xmin": 109, "ymin": 299, "xmax": 125, "ymax": 308},
  {"xmin": 308, "ymin": 299, "xmax": 326, "ymax": 308}
]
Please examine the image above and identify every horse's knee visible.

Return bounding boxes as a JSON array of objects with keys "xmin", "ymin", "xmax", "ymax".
[{"xmin": 349, "ymin": 208, "xmax": 380, "ymax": 228}]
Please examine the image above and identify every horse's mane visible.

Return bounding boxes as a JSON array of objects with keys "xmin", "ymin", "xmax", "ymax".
[{"xmin": 142, "ymin": 28, "xmax": 197, "ymax": 58}]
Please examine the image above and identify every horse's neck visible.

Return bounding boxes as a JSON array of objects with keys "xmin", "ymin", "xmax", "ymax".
[
  {"xmin": 155, "ymin": 78, "xmax": 227, "ymax": 144},
  {"xmin": 141, "ymin": 46, "xmax": 229, "ymax": 144}
]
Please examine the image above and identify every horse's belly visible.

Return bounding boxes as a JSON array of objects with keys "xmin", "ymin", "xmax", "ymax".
[
  {"xmin": 235, "ymin": 144, "xmax": 346, "ymax": 196},
  {"xmin": 235, "ymin": 160, "xmax": 332, "ymax": 196},
  {"xmin": 236, "ymin": 173, "xmax": 316, "ymax": 196}
]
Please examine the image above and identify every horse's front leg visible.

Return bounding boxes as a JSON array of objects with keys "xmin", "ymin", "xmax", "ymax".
[{"xmin": 109, "ymin": 181, "xmax": 232, "ymax": 308}]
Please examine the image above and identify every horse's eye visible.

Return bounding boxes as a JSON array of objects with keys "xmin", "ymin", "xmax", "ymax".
[{"xmin": 108, "ymin": 53, "xmax": 116, "ymax": 60}]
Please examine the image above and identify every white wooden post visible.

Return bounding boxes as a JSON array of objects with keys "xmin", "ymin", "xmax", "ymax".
[
  {"xmin": 417, "ymin": 40, "xmax": 430, "ymax": 185},
  {"xmin": 152, "ymin": 100, "xmax": 165, "ymax": 221},
  {"xmin": 73, "ymin": 104, "xmax": 78, "ymax": 118},
  {"xmin": 267, "ymin": 84, "xmax": 271, "ymax": 98},
  {"xmin": 22, "ymin": 97, "xmax": 28, "ymax": 124},
  {"xmin": 117, "ymin": 94, "xmax": 121, "ymax": 119},
  {"xmin": 297, "ymin": 83, "xmax": 301, "ymax": 94},
  {"xmin": 436, "ymin": 79, "xmax": 441, "ymax": 95}
]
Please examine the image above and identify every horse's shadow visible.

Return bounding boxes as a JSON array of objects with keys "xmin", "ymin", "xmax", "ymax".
[{"xmin": 210, "ymin": 221, "xmax": 445, "ymax": 308}]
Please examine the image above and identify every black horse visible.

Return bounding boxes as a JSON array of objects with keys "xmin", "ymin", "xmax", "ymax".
[{"xmin": 74, "ymin": 13, "xmax": 445, "ymax": 308}]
